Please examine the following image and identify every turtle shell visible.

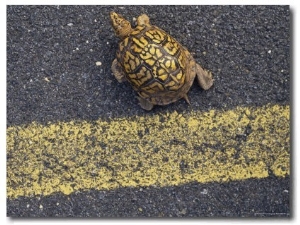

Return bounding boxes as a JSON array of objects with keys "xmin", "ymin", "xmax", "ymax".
[{"xmin": 116, "ymin": 25, "xmax": 196, "ymax": 105}]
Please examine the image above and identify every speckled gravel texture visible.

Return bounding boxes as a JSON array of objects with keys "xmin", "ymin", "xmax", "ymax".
[{"xmin": 8, "ymin": 177, "xmax": 289, "ymax": 217}]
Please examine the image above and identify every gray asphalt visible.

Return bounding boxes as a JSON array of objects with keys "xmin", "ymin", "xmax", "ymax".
[
  {"xmin": 7, "ymin": 5, "xmax": 289, "ymax": 126},
  {"xmin": 8, "ymin": 177, "xmax": 289, "ymax": 217},
  {"xmin": 7, "ymin": 5, "xmax": 290, "ymax": 217}
]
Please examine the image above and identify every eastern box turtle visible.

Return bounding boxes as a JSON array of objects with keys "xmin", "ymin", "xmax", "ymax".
[{"xmin": 110, "ymin": 12, "xmax": 214, "ymax": 110}]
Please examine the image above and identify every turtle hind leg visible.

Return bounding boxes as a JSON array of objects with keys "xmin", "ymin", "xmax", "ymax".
[
  {"xmin": 137, "ymin": 96, "xmax": 154, "ymax": 111},
  {"xmin": 111, "ymin": 58, "xmax": 127, "ymax": 83},
  {"xmin": 195, "ymin": 63, "xmax": 214, "ymax": 90}
]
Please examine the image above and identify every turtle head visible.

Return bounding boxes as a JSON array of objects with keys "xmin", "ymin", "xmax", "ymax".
[{"xmin": 110, "ymin": 12, "xmax": 132, "ymax": 39}]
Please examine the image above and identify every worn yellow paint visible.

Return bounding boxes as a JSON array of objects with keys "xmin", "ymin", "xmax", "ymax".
[{"xmin": 7, "ymin": 104, "xmax": 290, "ymax": 199}]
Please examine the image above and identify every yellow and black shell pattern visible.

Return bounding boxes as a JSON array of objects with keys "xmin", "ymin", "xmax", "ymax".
[{"xmin": 116, "ymin": 25, "xmax": 189, "ymax": 104}]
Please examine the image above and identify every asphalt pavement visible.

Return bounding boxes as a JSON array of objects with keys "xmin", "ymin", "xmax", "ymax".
[{"xmin": 7, "ymin": 5, "xmax": 290, "ymax": 217}]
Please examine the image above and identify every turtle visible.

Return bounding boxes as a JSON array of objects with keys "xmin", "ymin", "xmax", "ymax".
[{"xmin": 110, "ymin": 11, "xmax": 214, "ymax": 110}]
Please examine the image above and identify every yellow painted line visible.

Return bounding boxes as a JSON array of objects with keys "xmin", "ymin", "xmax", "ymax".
[{"xmin": 7, "ymin": 104, "xmax": 290, "ymax": 199}]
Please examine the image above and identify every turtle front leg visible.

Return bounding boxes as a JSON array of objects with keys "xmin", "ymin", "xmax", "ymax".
[
  {"xmin": 111, "ymin": 58, "xmax": 127, "ymax": 83},
  {"xmin": 195, "ymin": 63, "xmax": 214, "ymax": 90},
  {"xmin": 137, "ymin": 14, "xmax": 150, "ymax": 26}
]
